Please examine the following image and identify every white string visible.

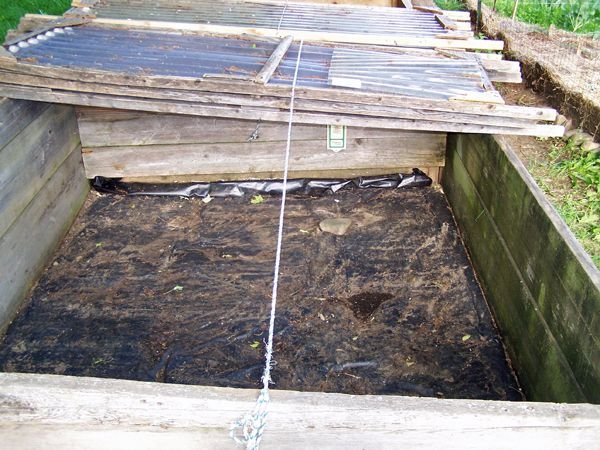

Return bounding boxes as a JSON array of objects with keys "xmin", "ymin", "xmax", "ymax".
[{"xmin": 231, "ymin": 39, "xmax": 304, "ymax": 450}]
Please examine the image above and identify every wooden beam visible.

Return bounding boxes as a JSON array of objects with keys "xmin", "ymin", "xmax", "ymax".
[
  {"xmin": 76, "ymin": 108, "xmax": 430, "ymax": 147},
  {"xmin": 1, "ymin": 373, "xmax": 599, "ymax": 449},
  {"xmin": 0, "ymin": 143, "xmax": 87, "ymax": 335},
  {"xmin": 20, "ymin": 13, "xmax": 503, "ymax": 51},
  {"xmin": 80, "ymin": 133, "xmax": 446, "ymax": 178},
  {"xmin": 436, "ymin": 13, "xmax": 460, "ymax": 31},
  {"xmin": 0, "ymin": 83, "xmax": 566, "ymax": 137},
  {"xmin": 0, "ymin": 104, "xmax": 80, "ymax": 238},
  {"xmin": 87, "ymin": 16, "xmax": 505, "ymax": 50},
  {"xmin": 0, "ymin": 72, "xmax": 532, "ymax": 128},
  {"xmin": 254, "ymin": 35, "xmax": 293, "ymax": 84},
  {"xmin": 0, "ymin": 97, "xmax": 49, "ymax": 148},
  {"xmin": 0, "ymin": 63, "xmax": 558, "ymax": 121}
]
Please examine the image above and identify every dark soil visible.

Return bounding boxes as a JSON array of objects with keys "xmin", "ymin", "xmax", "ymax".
[{"xmin": 0, "ymin": 187, "xmax": 522, "ymax": 400}]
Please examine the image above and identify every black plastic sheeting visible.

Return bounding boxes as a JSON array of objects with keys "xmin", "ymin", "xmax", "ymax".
[{"xmin": 92, "ymin": 169, "xmax": 432, "ymax": 198}]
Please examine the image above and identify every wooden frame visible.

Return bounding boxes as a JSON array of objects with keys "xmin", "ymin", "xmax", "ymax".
[{"xmin": 1, "ymin": 372, "xmax": 599, "ymax": 449}]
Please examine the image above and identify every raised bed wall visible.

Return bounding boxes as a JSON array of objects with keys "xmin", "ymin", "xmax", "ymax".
[
  {"xmin": 75, "ymin": 108, "xmax": 446, "ymax": 183},
  {"xmin": 0, "ymin": 98, "xmax": 89, "ymax": 334},
  {"xmin": 443, "ymin": 133, "xmax": 600, "ymax": 403}
]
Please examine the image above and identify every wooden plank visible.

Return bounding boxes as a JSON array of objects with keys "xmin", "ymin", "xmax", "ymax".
[
  {"xmin": 0, "ymin": 56, "xmax": 557, "ymax": 121},
  {"xmin": 84, "ymin": 16, "xmax": 506, "ymax": 50},
  {"xmin": 443, "ymin": 135, "xmax": 589, "ymax": 403},
  {"xmin": 76, "ymin": 108, "xmax": 426, "ymax": 147},
  {"xmin": 0, "ymin": 84, "xmax": 565, "ymax": 137},
  {"xmin": 0, "ymin": 104, "xmax": 80, "ymax": 238},
  {"xmin": 446, "ymin": 133, "xmax": 600, "ymax": 403},
  {"xmin": 0, "ymin": 147, "xmax": 88, "ymax": 334},
  {"xmin": 479, "ymin": 58, "xmax": 522, "ymax": 83},
  {"xmin": 0, "ymin": 98, "xmax": 49, "ymax": 148},
  {"xmin": 0, "ymin": 72, "xmax": 534, "ymax": 128},
  {"xmin": 1, "ymin": 373, "xmax": 599, "ymax": 450},
  {"xmin": 10, "ymin": 12, "xmax": 500, "ymax": 50},
  {"xmin": 81, "ymin": 133, "xmax": 446, "ymax": 178},
  {"xmin": 435, "ymin": 13, "xmax": 460, "ymax": 31},
  {"xmin": 255, "ymin": 35, "xmax": 293, "ymax": 84}
]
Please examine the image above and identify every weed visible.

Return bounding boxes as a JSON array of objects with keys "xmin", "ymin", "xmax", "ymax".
[
  {"xmin": 530, "ymin": 140, "xmax": 600, "ymax": 267},
  {"xmin": 484, "ymin": 0, "xmax": 600, "ymax": 33},
  {"xmin": 434, "ymin": 0, "xmax": 467, "ymax": 11}
]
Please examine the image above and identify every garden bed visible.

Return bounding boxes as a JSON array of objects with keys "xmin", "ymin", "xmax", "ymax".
[{"xmin": 0, "ymin": 186, "xmax": 522, "ymax": 400}]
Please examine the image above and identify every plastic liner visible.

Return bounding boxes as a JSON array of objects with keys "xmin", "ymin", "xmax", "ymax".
[{"xmin": 92, "ymin": 169, "xmax": 432, "ymax": 197}]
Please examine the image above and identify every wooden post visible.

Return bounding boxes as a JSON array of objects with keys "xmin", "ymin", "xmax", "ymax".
[
  {"xmin": 512, "ymin": 0, "xmax": 520, "ymax": 20},
  {"xmin": 254, "ymin": 35, "xmax": 294, "ymax": 85}
]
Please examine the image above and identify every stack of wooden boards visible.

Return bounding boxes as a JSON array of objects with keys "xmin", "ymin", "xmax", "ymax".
[{"xmin": 0, "ymin": 0, "xmax": 563, "ymax": 182}]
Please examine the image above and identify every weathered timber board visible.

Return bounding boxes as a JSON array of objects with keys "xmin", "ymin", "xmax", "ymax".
[
  {"xmin": 81, "ymin": 135, "xmax": 446, "ymax": 178},
  {"xmin": 0, "ymin": 97, "xmax": 49, "ymax": 148},
  {"xmin": 0, "ymin": 84, "xmax": 564, "ymax": 137},
  {"xmin": 76, "ymin": 108, "xmax": 444, "ymax": 147},
  {"xmin": 443, "ymin": 133, "xmax": 600, "ymax": 403},
  {"xmin": 0, "ymin": 104, "xmax": 80, "ymax": 238},
  {"xmin": 76, "ymin": 107, "xmax": 446, "ymax": 180},
  {"xmin": 0, "ymin": 148, "xmax": 88, "ymax": 335},
  {"xmin": 0, "ymin": 373, "xmax": 598, "ymax": 450}
]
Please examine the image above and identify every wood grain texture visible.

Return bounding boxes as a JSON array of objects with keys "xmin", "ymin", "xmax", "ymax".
[
  {"xmin": 0, "ymin": 98, "xmax": 49, "ymax": 148},
  {"xmin": 0, "ymin": 148, "xmax": 88, "ymax": 334},
  {"xmin": 0, "ymin": 84, "xmax": 564, "ymax": 137},
  {"xmin": 76, "ymin": 107, "xmax": 443, "ymax": 146},
  {"xmin": 81, "ymin": 133, "xmax": 446, "ymax": 178},
  {"xmin": 0, "ymin": 373, "xmax": 599, "ymax": 449},
  {"xmin": 0, "ymin": 104, "xmax": 80, "ymax": 238},
  {"xmin": 443, "ymin": 133, "xmax": 600, "ymax": 403},
  {"xmin": 0, "ymin": 61, "xmax": 558, "ymax": 121}
]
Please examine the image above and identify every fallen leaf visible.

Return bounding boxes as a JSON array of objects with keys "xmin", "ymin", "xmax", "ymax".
[
  {"xmin": 250, "ymin": 341, "xmax": 261, "ymax": 349},
  {"xmin": 462, "ymin": 334, "xmax": 471, "ymax": 342},
  {"xmin": 173, "ymin": 285, "xmax": 184, "ymax": 292},
  {"xmin": 95, "ymin": 242, "xmax": 103, "ymax": 248},
  {"xmin": 250, "ymin": 194, "xmax": 265, "ymax": 204}
]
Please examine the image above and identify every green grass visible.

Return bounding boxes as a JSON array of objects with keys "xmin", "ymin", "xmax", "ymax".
[
  {"xmin": 530, "ymin": 140, "xmax": 600, "ymax": 267},
  {"xmin": 1, "ymin": 0, "xmax": 70, "ymax": 42},
  {"xmin": 483, "ymin": 0, "xmax": 600, "ymax": 33},
  {"xmin": 434, "ymin": 0, "xmax": 467, "ymax": 11}
]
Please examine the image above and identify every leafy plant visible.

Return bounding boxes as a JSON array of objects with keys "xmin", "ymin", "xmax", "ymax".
[
  {"xmin": 434, "ymin": 0, "xmax": 467, "ymax": 11},
  {"xmin": 531, "ymin": 140, "xmax": 600, "ymax": 267},
  {"xmin": 484, "ymin": 0, "xmax": 600, "ymax": 33},
  {"xmin": 1, "ymin": 0, "xmax": 70, "ymax": 42}
]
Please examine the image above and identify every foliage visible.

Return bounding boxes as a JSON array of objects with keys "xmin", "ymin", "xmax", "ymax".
[
  {"xmin": 434, "ymin": 0, "xmax": 467, "ymax": 11},
  {"xmin": 0, "ymin": 0, "xmax": 70, "ymax": 42},
  {"xmin": 531, "ymin": 140, "xmax": 600, "ymax": 267},
  {"xmin": 484, "ymin": 0, "xmax": 600, "ymax": 33}
]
